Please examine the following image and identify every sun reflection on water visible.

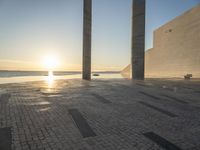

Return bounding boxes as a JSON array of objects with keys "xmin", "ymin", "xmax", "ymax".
[{"xmin": 46, "ymin": 71, "xmax": 54, "ymax": 88}]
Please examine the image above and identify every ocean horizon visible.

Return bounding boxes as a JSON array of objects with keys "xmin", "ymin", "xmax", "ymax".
[
  {"xmin": 0, "ymin": 70, "xmax": 123, "ymax": 84},
  {"xmin": 0, "ymin": 70, "xmax": 121, "ymax": 78},
  {"xmin": 0, "ymin": 70, "xmax": 80, "ymax": 78}
]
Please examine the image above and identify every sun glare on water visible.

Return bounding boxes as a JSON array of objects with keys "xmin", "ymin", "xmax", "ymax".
[
  {"xmin": 42, "ymin": 54, "xmax": 60, "ymax": 86},
  {"xmin": 47, "ymin": 70, "xmax": 54, "ymax": 87}
]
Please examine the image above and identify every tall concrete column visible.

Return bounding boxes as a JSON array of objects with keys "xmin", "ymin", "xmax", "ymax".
[
  {"xmin": 131, "ymin": 0, "xmax": 145, "ymax": 80},
  {"xmin": 82, "ymin": 0, "xmax": 92, "ymax": 80}
]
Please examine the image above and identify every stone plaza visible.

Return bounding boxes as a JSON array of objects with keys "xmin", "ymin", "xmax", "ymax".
[{"xmin": 0, "ymin": 78, "xmax": 200, "ymax": 150}]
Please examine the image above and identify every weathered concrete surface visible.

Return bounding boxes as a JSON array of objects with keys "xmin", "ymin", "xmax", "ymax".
[
  {"xmin": 0, "ymin": 78, "xmax": 200, "ymax": 149},
  {"xmin": 145, "ymin": 4, "xmax": 200, "ymax": 78},
  {"xmin": 131, "ymin": 0, "xmax": 146, "ymax": 80},
  {"xmin": 83, "ymin": 0, "xmax": 92, "ymax": 80}
]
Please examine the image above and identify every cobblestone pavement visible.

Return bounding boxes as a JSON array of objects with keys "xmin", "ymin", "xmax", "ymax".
[{"xmin": 0, "ymin": 78, "xmax": 200, "ymax": 150}]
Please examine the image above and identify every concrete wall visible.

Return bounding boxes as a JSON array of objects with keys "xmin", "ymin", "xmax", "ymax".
[{"xmin": 145, "ymin": 4, "xmax": 200, "ymax": 78}]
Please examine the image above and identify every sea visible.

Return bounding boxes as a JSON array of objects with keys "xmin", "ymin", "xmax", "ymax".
[{"xmin": 0, "ymin": 70, "xmax": 123, "ymax": 84}]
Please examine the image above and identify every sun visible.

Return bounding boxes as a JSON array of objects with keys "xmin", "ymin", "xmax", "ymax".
[{"xmin": 42, "ymin": 54, "xmax": 60, "ymax": 70}]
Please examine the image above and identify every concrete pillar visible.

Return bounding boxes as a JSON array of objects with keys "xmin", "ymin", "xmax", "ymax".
[
  {"xmin": 131, "ymin": 0, "xmax": 145, "ymax": 80},
  {"xmin": 82, "ymin": 0, "xmax": 92, "ymax": 80}
]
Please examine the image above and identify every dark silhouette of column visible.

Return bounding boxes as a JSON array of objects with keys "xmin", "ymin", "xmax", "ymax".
[
  {"xmin": 131, "ymin": 0, "xmax": 145, "ymax": 80},
  {"xmin": 82, "ymin": 0, "xmax": 92, "ymax": 80}
]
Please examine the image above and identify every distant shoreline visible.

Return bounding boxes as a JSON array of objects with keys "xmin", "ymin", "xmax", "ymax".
[{"xmin": 0, "ymin": 70, "xmax": 121, "ymax": 78}]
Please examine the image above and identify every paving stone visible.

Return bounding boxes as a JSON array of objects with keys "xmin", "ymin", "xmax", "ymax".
[{"xmin": 0, "ymin": 79, "xmax": 199, "ymax": 149}]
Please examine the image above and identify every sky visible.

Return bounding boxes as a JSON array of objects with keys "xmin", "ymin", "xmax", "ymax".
[{"xmin": 0, "ymin": 0, "xmax": 199, "ymax": 71}]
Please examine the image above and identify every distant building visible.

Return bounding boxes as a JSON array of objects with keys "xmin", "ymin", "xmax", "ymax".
[{"xmin": 122, "ymin": 4, "xmax": 200, "ymax": 78}]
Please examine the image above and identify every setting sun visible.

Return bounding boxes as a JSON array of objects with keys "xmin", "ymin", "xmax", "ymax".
[{"xmin": 42, "ymin": 54, "xmax": 60, "ymax": 70}]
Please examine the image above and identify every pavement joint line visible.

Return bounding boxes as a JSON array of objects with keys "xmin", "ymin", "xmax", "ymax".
[
  {"xmin": 139, "ymin": 101, "xmax": 178, "ymax": 117},
  {"xmin": 161, "ymin": 94, "xmax": 188, "ymax": 104},
  {"xmin": 68, "ymin": 109, "xmax": 97, "ymax": 138},
  {"xmin": 136, "ymin": 83, "xmax": 148, "ymax": 87},
  {"xmin": 139, "ymin": 91, "xmax": 160, "ymax": 100},
  {"xmin": 91, "ymin": 93, "xmax": 111, "ymax": 104},
  {"xmin": 143, "ymin": 132, "xmax": 182, "ymax": 150}
]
